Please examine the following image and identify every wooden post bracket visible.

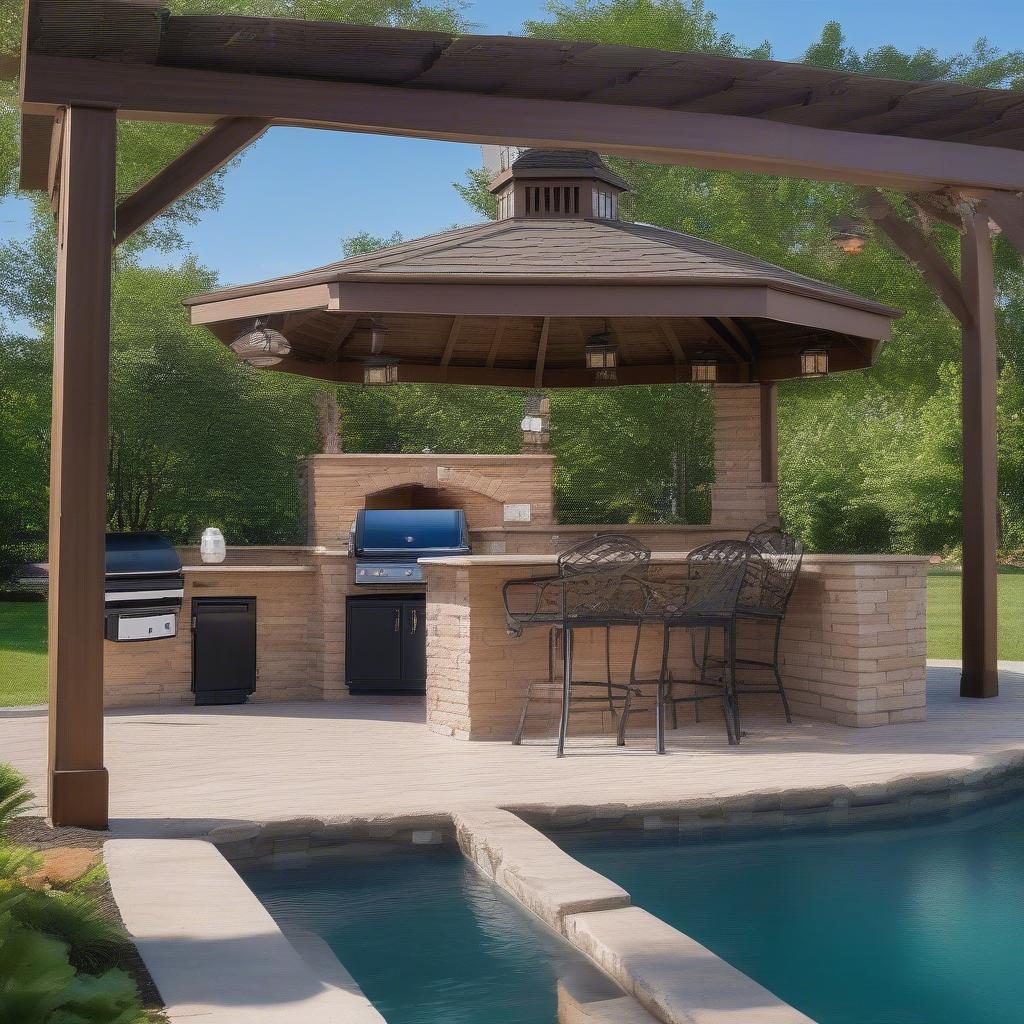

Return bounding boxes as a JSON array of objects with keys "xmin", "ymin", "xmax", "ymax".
[{"xmin": 859, "ymin": 187, "xmax": 972, "ymax": 327}]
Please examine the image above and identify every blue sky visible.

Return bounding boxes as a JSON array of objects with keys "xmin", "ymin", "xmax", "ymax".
[{"xmin": 3, "ymin": 0, "xmax": 1023, "ymax": 294}]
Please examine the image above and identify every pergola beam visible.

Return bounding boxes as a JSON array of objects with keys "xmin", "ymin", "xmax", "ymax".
[
  {"xmin": 979, "ymin": 190, "xmax": 1024, "ymax": 255},
  {"xmin": 21, "ymin": 52, "xmax": 1024, "ymax": 193},
  {"xmin": 114, "ymin": 117, "xmax": 270, "ymax": 245},
  {"xmin": 860, "ymin": 188, "xmax": 971, "ymax": 326}
]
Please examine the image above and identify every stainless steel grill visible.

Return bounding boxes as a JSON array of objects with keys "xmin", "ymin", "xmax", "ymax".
[{"xmin": 352, "ymin": 509, "xmax": 469, "ymax": 584}]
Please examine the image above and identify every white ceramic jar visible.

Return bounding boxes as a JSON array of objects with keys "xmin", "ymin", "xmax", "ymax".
[{"xmin": 200, "ymin": 527, "xmax": 226, "ymax": 564}]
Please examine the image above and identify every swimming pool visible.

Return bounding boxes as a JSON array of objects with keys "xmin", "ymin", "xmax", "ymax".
[
  {"xmin": 242, "ymin": 843, "xmax": 590, "ymax": 1024},
  {"xmin": 555, "ymin": 797, "xmax": 1024, "ymax": 1024}
]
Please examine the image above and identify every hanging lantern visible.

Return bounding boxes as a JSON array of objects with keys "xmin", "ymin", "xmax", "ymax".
[
  {"xmin": 363, "ymin": 321, "xmax": 398, "ymax": 385},
  {"xmin": 691, "ymin": 352, "xmax": 718, "ymax": 384},
  {"xmin": 800, "ymin": 347, "xmax": 829, "ymax": 377},
  {"xmin": 229, "ymin": 318, "xmax": 291, "ymax": 367},
  {"xmin": 584, "ymin": 331, "xmax": 619, "ymax": 384}
]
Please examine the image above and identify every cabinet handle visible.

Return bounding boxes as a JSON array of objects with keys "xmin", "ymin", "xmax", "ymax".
[
  {"xmin": 410, "ymin": 609, "xmax": 418, "ymax": 635},
  {"xmin": 394, "ymin": 608, "xmax": 401, "ymax": 632}
]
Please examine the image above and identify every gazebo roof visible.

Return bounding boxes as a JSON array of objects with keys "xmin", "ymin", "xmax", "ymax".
[{"xmin": 187, "ymin": 148, "xmax": 899, "ymax": 389}]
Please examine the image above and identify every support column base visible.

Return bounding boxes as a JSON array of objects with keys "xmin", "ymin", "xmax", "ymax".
[
  {"xmin": 49, "ymin": 768, "xmax": 109, "ymax": 830},
  {"xmin": 960, "ymin": 670, "xmax": 999, "ymax": 700}
]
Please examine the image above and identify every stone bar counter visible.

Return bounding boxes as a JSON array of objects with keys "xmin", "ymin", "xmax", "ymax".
[{"xmin": 420, "ymin": 553, "xmax": 928, "ymax": 741}]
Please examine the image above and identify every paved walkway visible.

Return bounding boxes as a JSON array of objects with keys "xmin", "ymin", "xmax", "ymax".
[{"xmin": 3, "ymin": 664, "xmax": 1023, "ymax": 835}]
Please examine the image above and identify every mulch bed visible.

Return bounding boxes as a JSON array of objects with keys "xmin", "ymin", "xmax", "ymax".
[{"xmin": 9, "ymin": 816, "xmax": 166, "ymax": 1015}]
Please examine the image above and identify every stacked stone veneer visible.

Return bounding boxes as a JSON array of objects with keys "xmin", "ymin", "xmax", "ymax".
[
  {"xmin": 300, "ymin": 454, "xmax": 557, "ymax": 545},
  {"xmin": 422, "ymin": 554, "xmax": 928, "ymax": 740},
  {"xmin": 711, "ymin": 385, "xmax": 779, "ymax": 528},
  {"xmin": 103, "ymin": 560, "xmax": 321, "ymax": 707}
]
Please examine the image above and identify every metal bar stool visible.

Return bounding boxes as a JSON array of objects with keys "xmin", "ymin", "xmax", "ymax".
[
  {"xmin": 620, "ymin": 540, "xmax": 754, "ymax": 752},
  {"xmin": 691, "ymin": 524, "xmax": 804, "ymax": 727},
  {"xmin": 503, "ymin": 534, "xmax": 650, "ymax": 756}
]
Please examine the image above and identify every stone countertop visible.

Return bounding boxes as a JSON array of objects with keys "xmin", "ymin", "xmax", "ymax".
[
  {"xmin": 419, "ymin": 552, "xmax": 931, "ymax": 567},
  {"xmin": 182, "ymin": 565, "xmax": 317, "ymax": 573}
]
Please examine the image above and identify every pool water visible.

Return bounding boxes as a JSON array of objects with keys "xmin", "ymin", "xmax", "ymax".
[
  {"xmin": 556, "ymin": 798, "xmax": 1024, "ymax": 1024},
  {"xmin": 242, "ymin": 844, "xmax": 585, "ymax": 1024}
]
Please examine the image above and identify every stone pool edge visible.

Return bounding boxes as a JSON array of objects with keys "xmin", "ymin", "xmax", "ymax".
[
  {"xmin": 104, "ymin": 837, "xmax": 385, "ymax": 1024},
  {"xmin": 105, "ymin": 755, "xmax": 1024, "ymax": 1024}
]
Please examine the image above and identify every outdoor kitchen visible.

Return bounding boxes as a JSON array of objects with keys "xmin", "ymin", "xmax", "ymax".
[
  {"xmin": 98, "ymin": 147, "xmax": 928, "ymax": 745},
  {"xmin": 101, "ymin": 393, "xmax": 927, "ymax": 739}
]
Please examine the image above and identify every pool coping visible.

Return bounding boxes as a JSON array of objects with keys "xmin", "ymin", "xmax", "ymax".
[
  {"xmin": 106, "ymin": 756, "xmax": 1024, "ymax": 1024},
  {"xmin": 104, "ymin": 838, "xmax": 386, "ymax": 1024}
]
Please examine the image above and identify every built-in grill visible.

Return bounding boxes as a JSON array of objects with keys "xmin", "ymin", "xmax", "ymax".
[
  {"xmin": 352, "ymin": 509, "xmax": 470, "ymax": 584},
  {"xmin": 104, "ymin": 533, "xmax": 185, "ymax": 642}
]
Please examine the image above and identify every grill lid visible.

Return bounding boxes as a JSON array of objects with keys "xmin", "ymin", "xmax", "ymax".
[
  {"xmin": 354, "ymin": 509, "xmax": 469, "ymax": 557},
  {"xmin": 105, "ymin": 533, "xmax": 182, "ymax": 577}
]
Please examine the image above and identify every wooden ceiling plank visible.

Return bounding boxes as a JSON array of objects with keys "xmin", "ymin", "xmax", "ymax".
[
  {"xmin": 283, "ymin": 309, "xmax": 322, "ymax": 334},
  {"xmin": 859, "ymin": 188, "xmax": 971, "ymax": 326},
  {"xmin": 439, "ymin": 315, "xmax": 464, "ymax": 370},
  {"xmin": 115, "ymin": 117, "xmax": 270, "ymax": 245},
  {"xmin": 324, "ymin": 314, "xmax": 359, "ymax": 363},
  {"xmin": 534, "ymin": 316, "xmax": 551, "ymax": 389},
  {"xmin": 484, "ymin": 318, "xmax": 508, "ymax": 368},
  {"xmin": 656, "ymin": 321, "xmax": 686, "ymax": 364}
]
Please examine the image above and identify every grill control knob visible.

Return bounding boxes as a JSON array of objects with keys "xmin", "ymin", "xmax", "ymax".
[{"xmin": 405, "ymin": 568, "xmax": 413, "ymax": 576}]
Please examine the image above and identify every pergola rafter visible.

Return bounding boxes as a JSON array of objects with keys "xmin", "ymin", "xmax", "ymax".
[{"xmin": 15, "ymin": 0, "xmax": 1024, "ymax": 827}]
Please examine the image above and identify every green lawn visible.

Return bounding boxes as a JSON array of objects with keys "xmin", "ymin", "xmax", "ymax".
[
  {"xmin": 1, "ymin": 574, "xmax": 1022, "ymax": 707},
  {"xmin": 0, "ymin": 602, "xmax": 48, "ymax": 707},
  {"xmin": 925, "ymin": 567, "xmax": 1024, "ymax": 661}
]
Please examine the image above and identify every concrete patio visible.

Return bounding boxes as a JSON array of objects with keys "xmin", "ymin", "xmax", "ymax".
[{"xmin": 4, "ymin": 662, "xmax": 1023, "ymax": 836}]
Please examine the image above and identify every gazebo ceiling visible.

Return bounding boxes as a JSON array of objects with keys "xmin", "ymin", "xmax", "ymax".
[{"xmin": 186, "ymin": 150, "xmax": 899, "ymax": 388}]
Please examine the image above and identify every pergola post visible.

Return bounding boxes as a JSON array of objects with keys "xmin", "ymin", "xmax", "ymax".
[
  {"xmin": 959, "ymin": 207, "xmax": 999, "ymax": 698},
  {"xmin": 47, "ymin": 105, "xmax": 116, "ymax": 827}
]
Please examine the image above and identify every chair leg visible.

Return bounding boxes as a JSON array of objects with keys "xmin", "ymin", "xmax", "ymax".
[
  {"xmin": 605, "ymin": 627, "xmax": 616, "ymax": 716},
  {"xmin": 771, "ymin": 619, "xmax": 793, "ymax": 723},
  {"xmin": 694, "ymin": 628, "xmax": 710, "ymax": 723},
  {"xmin": 512, "ymin": 683, "xmax": 532, "ymax": 745},
  {"xmin": 557, "ymin": 627, "xmax": 573, "ymax": 758},
  {"xmin": 725, "ymin": 622, "xmax": 740, "ymax": 745},
  {"xmin": 618, "ymin": 622, "xmax": 643, "ymax": 747},
  {"xmin": 656, "ymin": 625, "xmax": 670, "ymax": 754}
]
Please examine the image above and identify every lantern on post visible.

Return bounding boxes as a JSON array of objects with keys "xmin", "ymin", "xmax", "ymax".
[
  {"xmin": 584, "ymin": 330, "xmax": 619, "ymax": 384},
  {"xmin": 229, "ymin": 318, "xmax": 291, "ymax": 368},
  {"xmin": 363, "ymin": 321, "xmax": 399, "ymax": 386},
  {"xmin": 691, "ymin": 352, "xmax": 718, "ymax": 384},
  {"xmin": 800, "ymin": 347, "xmax": 829, "ymax": 377}
]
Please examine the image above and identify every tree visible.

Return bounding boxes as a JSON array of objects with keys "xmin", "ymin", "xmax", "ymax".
[{"xmin": 456, "ymin": 6, "xmax": 1024, "ymax": 552}]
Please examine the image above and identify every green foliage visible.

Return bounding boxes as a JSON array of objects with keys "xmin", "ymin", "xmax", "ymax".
[
  {"xmin": 0, "ymin": 920, "xmax": 147, "ymax": 1024},
  {"xmin": 0, "ymin": 764, "xmax": 33, "ymax": 832},
  {"xmin": 342, "ymin": 230, "xmax": 404, "ymax": 257},
  {"xmin": 453, "ymin": 5, "xmax": 1024, "ymax": 553},
  {"xmin": 0, "ymin": 767, "xmax": 149, "ymax": 1023},
  {"xmin": 525, "ymin": 0, "xmax": 769, "ymax": 59}
]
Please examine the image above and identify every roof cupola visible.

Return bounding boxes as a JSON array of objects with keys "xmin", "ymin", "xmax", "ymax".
[{"xmin": 487, "ymin": 148, "xmax": 630, "ymax": 222}]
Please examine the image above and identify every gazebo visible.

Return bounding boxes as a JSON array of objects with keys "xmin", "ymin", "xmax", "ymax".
[
  {"xmin": 14, "ymin": 0, "xmax": 1024, "ymax": 826},
  {"xmin": 185, "ymin": 148, "xmax": 899, "ymax": 388}
]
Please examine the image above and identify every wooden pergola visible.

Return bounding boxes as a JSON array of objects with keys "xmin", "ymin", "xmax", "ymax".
[{"xmin": 15, "ymin": 0, "xmax": 1024, "ymax": 827}]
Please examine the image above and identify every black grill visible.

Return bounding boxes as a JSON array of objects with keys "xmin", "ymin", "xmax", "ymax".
[
  {"xmin": 353, "ymin": 509, "xmax": 470, "ymax": 584},
  {"xmin": 104, "ymin": 533, "xmax": 184, "ymax": 641}
]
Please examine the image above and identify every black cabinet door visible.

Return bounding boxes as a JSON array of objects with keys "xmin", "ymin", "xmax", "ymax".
[
  {"xmin": 346, "ymin": 596, "xmax": 426, "ymax": 694},
  {"xmin": 346, "ymin": 599, "xmax": 404, "ymax": 689},
  {"xmin": 401, "ymin": 599, "xmax": 427, "ymax": 689},
  {"xmin": 192, "ymin": 598, "xmax": 256, "ymax": 706}
]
